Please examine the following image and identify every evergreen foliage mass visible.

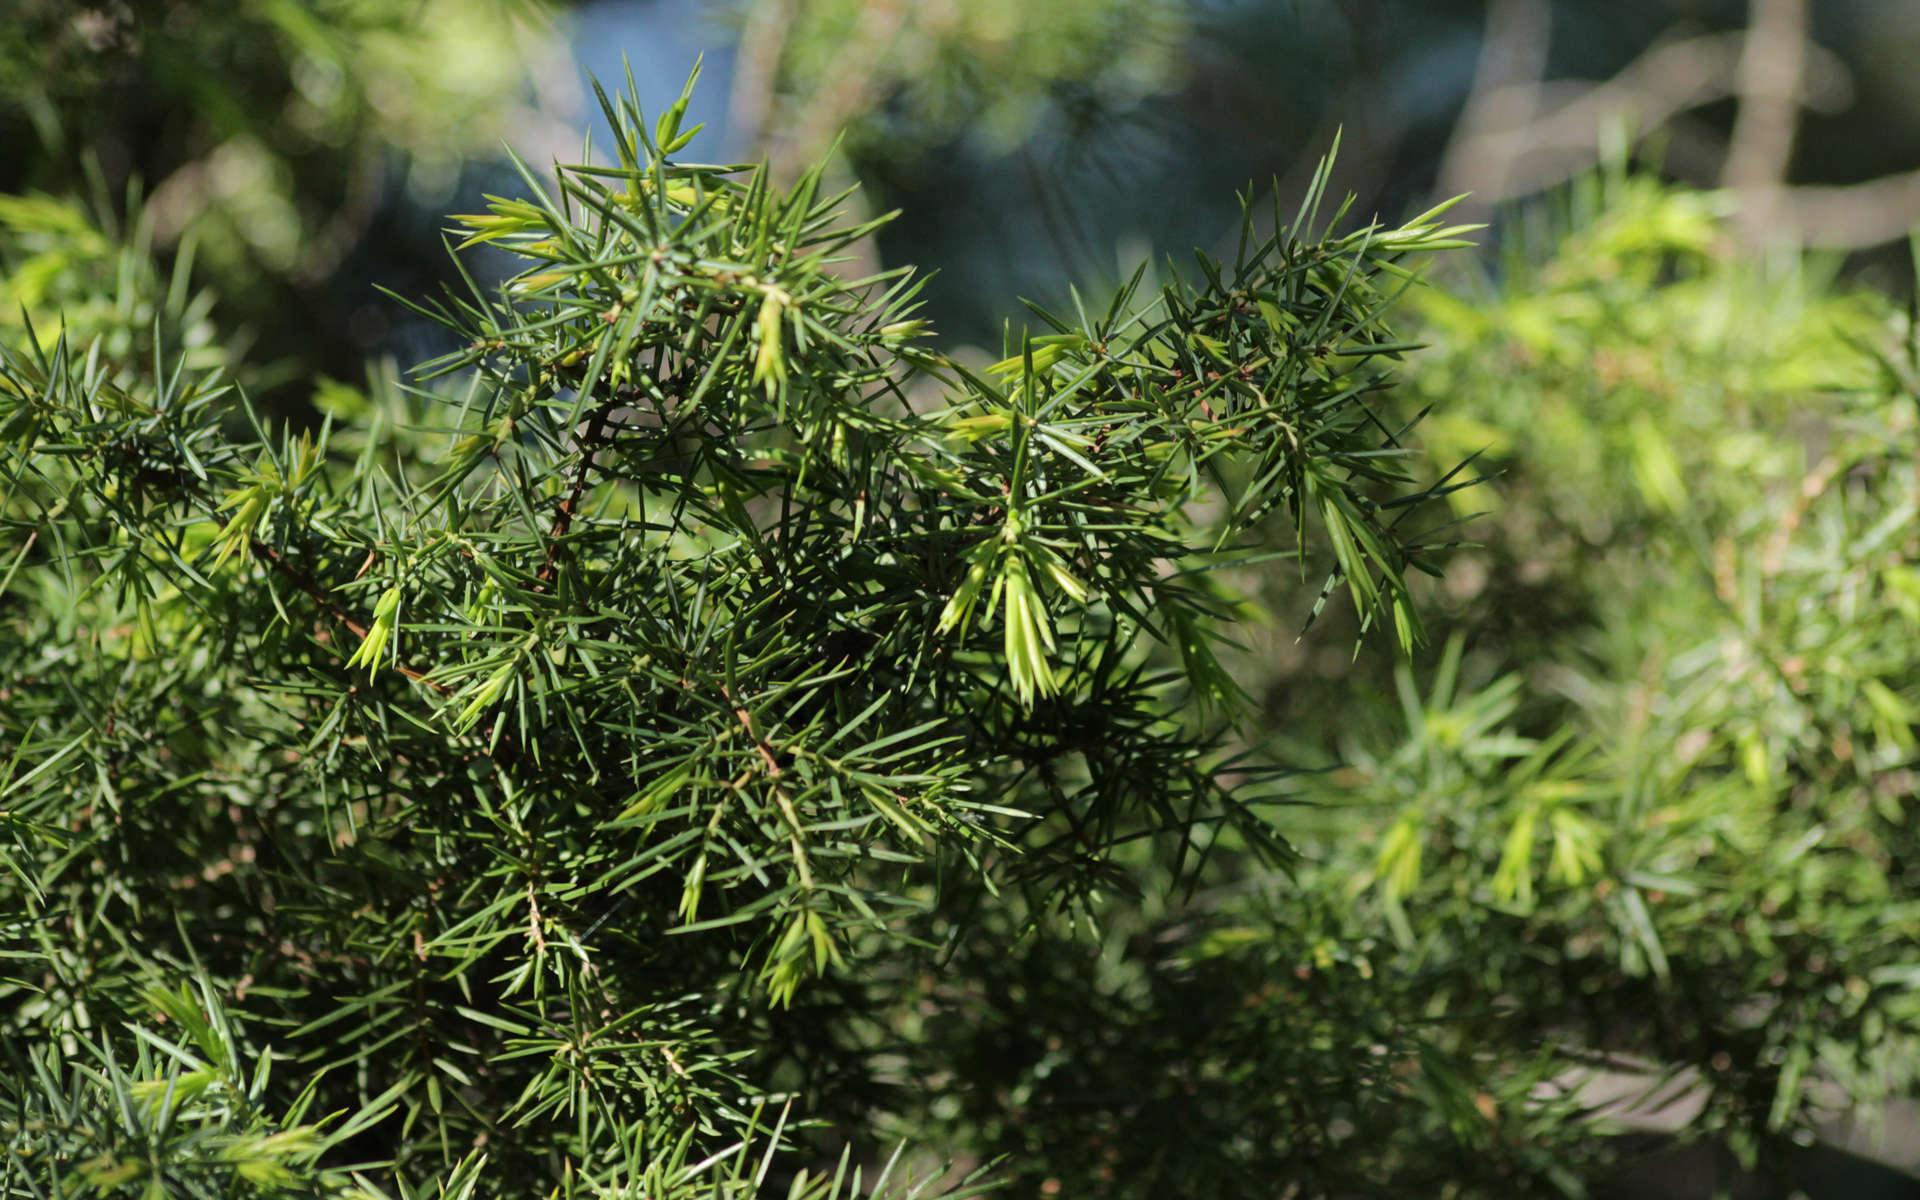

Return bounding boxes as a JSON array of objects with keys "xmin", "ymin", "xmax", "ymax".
[
  {"xmin": 7, "ymin": 8, "xmax": 1920, "ymax": 1193},
  {"xmin": 0, "ymin": 67, "xmax": 1483, "ymax": 1196}
]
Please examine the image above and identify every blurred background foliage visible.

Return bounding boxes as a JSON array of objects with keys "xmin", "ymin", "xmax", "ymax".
[
  {"xmin": 0, "ymin": 0, "xmax": 561, "ymax": 401},
  {"xmin": 5, "ymin": 0, "xmax": 1920, "ymax": 1196}
]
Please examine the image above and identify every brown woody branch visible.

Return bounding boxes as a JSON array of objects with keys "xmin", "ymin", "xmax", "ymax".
[
  {"xmin": 538, "ymin": 398, "xmax": 617, "ymax": 590},
  {"xmin": 248, "ymin": 536, "xmax": 442, "ymax": 692}
]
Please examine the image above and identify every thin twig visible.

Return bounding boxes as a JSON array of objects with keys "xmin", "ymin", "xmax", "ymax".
[
  {"xmin": 248, "ymin": 537, "xmax": 440, "ymax": 691},
  {"xmin": 729, "ymin": 0, "xmax": 799, "ymax": 163},
  {"xmin": 1724, "ymin": 0, "xmax": 1809, "ymax": 247},
  {"xmin": 1437, "ymin": 0, "xmax": 1552, "ymax": 207},
  {"xmin": 538, "ymin": 398, "xmax": 616, "ymax": 590},
  {"xmin": 719, "ymin": 681, "xmax": 813, "ymax": 888}
]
